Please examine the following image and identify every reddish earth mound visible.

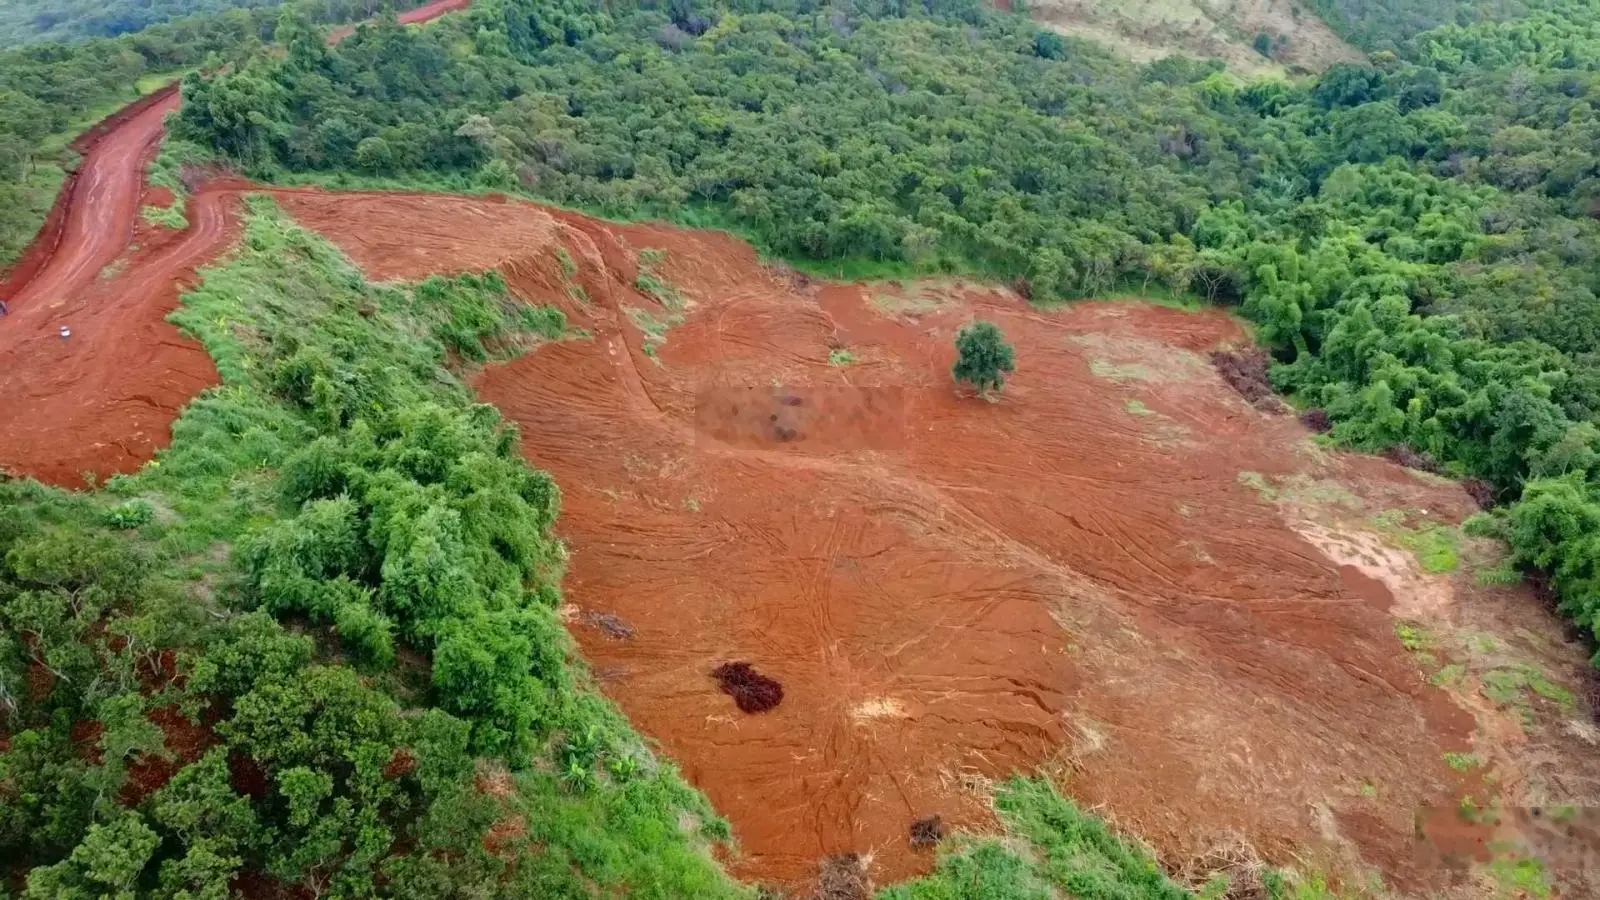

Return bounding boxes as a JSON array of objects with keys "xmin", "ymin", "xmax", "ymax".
[
  {"xmin": 712, "ymin": 662, "xmax": 785, "ymax": 713},
  {"xmin": 279, "ymin": 191, "xmax": 1536, "ymax": 891}
]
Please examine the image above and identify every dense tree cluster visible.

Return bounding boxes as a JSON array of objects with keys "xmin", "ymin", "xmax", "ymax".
[
  {"xmin": 1303, "ymin": 0, "xmax": 1537, "ymax": 51},
  {"xmin": 174, "ymin": 0, "xmax": 1600, "ymax": 660}
]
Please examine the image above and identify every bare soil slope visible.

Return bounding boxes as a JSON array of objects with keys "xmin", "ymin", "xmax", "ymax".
[
  {"xmin": 280, "ymin": 191, "xmax": 1600, "ymax": 894},
  {"xmin": 1026, "ymin": 0, "xmax": 1361, "ymax": 74}
]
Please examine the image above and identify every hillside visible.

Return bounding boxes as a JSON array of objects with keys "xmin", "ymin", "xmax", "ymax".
[
  {"xmin": 1025, "ymin": 0, "xmax": 1362, "ymax": 74},
  {"xmin": 5, "ymin": 0, "xmax": 1600, "ymax": 896}
]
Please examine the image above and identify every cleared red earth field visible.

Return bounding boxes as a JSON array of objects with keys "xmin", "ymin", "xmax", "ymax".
[
  {"xmin": 2, "ymin": 3, "xmax": 1598, "ymax": 888},
  {"xmin": 277, "ymin": 192, "xmax": 1600, "ymax": 894}
]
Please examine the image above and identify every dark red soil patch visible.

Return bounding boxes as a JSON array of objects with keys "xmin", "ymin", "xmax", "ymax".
[
  {"xmin": 229, "ymin": 751, "xmax": 271, "ymax": 800},
  {"xmin": 123, "ymin": 705, "xmax": 219, "ymax": 804},
  {"xmin": 1462, "ymin": 478, "xmax": 1496, "ymax": 510},
  {"xmin": 1299, "ymin": 407, "xmax": 1331, "ymax": 433},
  {"xmin": 909, "ymin": 815, "xmax": 943, "ymax": 848},
  {"xmin": 1210, "ymin": 347, "xmax": 1284, "ymax": 410},
  {"xmin": 69, "ymin": 719, "xmax": 105, "ymax": 760},
  {"xmin": 482, "ymin": 816, "xmax": 527, "ymax": 856},
  {"xmin": 1381, "ymin": 444, "xmax": 1440, "ymax": 474},
  {"xmin": 384, "ymin": 747, "xmax": 418, "ymax": 781},
  {"xmin": 712, "ymin": 662, "xmax": 784, "ymax": 714},
  {"xmin": 135, "ymin": 647, "xmax": 181, "ymax": 691},
  {"xmin": 23, "ymin": 661, "xmax": 53, "ymax": 701}
]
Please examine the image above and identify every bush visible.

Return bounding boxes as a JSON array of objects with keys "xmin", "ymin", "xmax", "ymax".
[
  {"xmin": 104, "ymin": 499, "xmax": 155, "ymax": 529},
  {"xmin": 952, "ymin": 321, "xmax": 1016, "ymax": 395}
]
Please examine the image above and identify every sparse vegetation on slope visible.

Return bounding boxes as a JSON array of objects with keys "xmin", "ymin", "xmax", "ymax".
[
  {"xmin": 1025, "ymin": 0, "xmax": 1360, "ymax": 74},
  {"xmin": 883, "ymin": 778, "xmax": 1193, "ymax": 900}
]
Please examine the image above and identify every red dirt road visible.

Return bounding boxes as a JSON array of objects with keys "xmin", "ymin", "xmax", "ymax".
[
  {"xmin": 0, "ymin": 0, "xmax": 471, "ymax": 485},
  {"xmin": 327, "ymin": 0, "xmax": 473, "ymax": 43},
  {"xmin": 273, "ymin": 190, "xmax": 1579, "ymax": 893},
  {"xmin": 0, "ymin": 87, "xmax": 220, "ymax": 485}
]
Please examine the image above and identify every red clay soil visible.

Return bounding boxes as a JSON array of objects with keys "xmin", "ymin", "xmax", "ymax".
[
  {"xmin": 271, "ymin": 190, "xmax": 1502, "ymax": 891},
  {"xmin": 0, "ymin": 2, "xmax": 470, "ymax": 487},
  {"xmin": 122, "ymin": 705, "xmax": 220, "ymax": 804}
]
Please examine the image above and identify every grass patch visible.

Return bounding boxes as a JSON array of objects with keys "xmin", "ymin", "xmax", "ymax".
[
  {"xmin": 625, "ymin": 306, "xmax": 684, "ymax": 359},
  {"xmin": 1070, "ymin": 334, "xmax": 1209, "ymax": 384},
  {"xmin": 146, "ymin": 135, "xmax": 219, "ymax": 221},
  {"xmin": 882, "ymin": 776, "xmax": 1190, "ymax": 900},
  {"xmin": 1443, "ymin": 751, "xmax": 1480, "ymax": 772},
  {"xmin": 1236, "ymin": 471, "xmax": 1362, "ymax": 509},
  {"xmin": 141, "ymin": 203, "xmax": 188, "ymax": 230},
  {"xmin": 1091, "ymin": 358, "xmax": 1161, "ymax": 381},
  {"xmin": 1395, "ymin": 621, "xmax": 1432, "ymax": 652},
  {"xmin": 1371, "ymin": 511, "xmax": 1460, "ymax": 574},
  {"xmin": 554, "ymin": 246, "xmax": 577, "ymax": 278},
  {"xmin": 1238, "ymin": 471, "xmax": 1275, "ymax": 500},
  {"xmin": 871, "ymin": 281, "xmax": 959, "ymax": 318},
  {"xmin": 1126, "ymin": 399, "xmax": 1155, "ymax": 416},
  {"xmin": 1475, "ymin": 559, "xmax": 1522, "ymax": 586},
  {"xmin": 1481, "ymin": 664, "xmax": 1575, "ymax": 725},
  {"xmin": 829, "ymin": 348, "xmax": 857, "ymax": 367},
  {"xmin": 1484, "ymin": 851, "xmax": 1552, "ymax": 899},
  {"xmin": 634, "ymin": 247, "xmax": 686, "ymax": 310}
]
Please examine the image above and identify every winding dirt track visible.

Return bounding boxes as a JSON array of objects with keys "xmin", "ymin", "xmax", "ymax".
[{"xmin": 0, "ymin": 0, "xmax": 473, "ymax": 485}]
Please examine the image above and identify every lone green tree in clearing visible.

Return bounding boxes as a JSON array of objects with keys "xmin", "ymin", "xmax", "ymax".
[{"xmin": 952, "ymin": 321, "xmax": 1016, "ymax": 395}]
